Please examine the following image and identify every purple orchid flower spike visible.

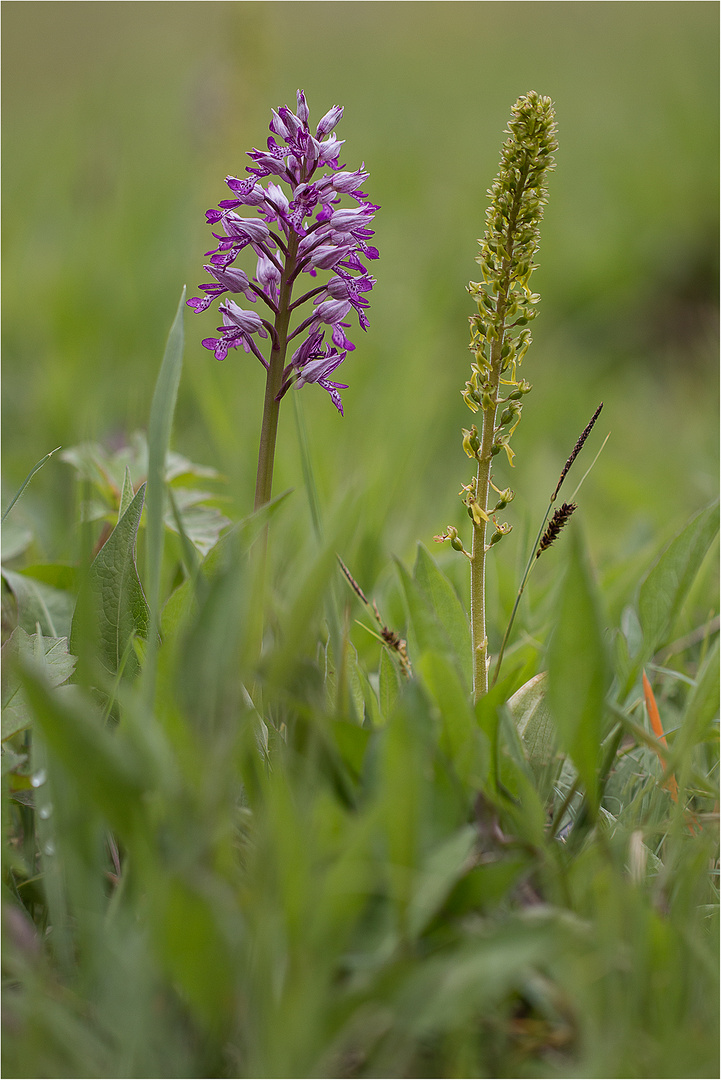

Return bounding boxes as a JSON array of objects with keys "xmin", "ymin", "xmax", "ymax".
[{"xmin": 188, "ymin": 90, "xmax": 378, "ymax": 429}]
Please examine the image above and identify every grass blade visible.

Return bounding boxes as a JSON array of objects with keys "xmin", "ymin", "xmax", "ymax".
[
  {"xmin": 144, "ymin": 287, "xmax": 186, "ymax": 692},
  {"xmin": 1, "ymin": 446, "xmax": 61, "ymax": 524}
]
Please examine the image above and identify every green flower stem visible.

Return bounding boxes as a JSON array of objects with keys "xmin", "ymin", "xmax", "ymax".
[
  {"xmin": 470, "ymin": 491, "xmax": 489, "ymax": 700},
  {"xmin": 470, "ymin": 381, "xmax": 501, "ymax": 699},
  {"xmin": 250, "ymin": 235, "xmax": 299, "ymax": 669},
  {"xmin": 254, "ymin": 232, "xmax": 300, "ymax": 511},
  {"xmin": 490, "ymin": 501, "xmax": 551, "ymax": 688},
  {"xmin": 461, "ymin": 93, "xmax": 557, "ymax": 702},
  {"xmin": 471, "ymin": 164, "xmax": 529, "ymax": 700}
]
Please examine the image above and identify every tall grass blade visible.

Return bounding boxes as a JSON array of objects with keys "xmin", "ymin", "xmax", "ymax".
[
  {"xmin": 547, "ymin": 527, "xmax": 609, "ymax": 817},
  {"xmin": 291, "ymin": 388, "xmax": 323, "ymax": 543},
  {"xmin": 145, "ymin": 287, "xmax": 186, "ymax": 691}
]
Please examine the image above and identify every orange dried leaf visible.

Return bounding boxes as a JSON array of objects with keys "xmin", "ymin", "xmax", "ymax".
[{"xmin": 642, "ymin": 670, "xmax": 678, "ymax": 801}]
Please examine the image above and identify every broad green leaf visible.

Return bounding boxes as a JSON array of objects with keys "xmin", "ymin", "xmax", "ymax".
[
  {"xmin": 2, "ymin": 628, "xmax": 77, "ymax": 740},
  {"xmin": 379, "ymin": 681, "xmax": 436, "ymax": 924},
  {"xmin": 19, "ymin": 668, "xmax": 146, "ymax": 839},
  {"xmin": 347, "ymin": 642, "xmax": 370, "ymax": 724},
  {"xmin": 419, "ymin": 651, "xmax": 489, "ymax": 788},
  {"xmin": 547, "ymin": 527, "xmax": 609, "ymax": 815},
  {"xmin": 146, "ymin": 287, "xmax": 186, "ymax": 629},
  {"xmin": 1, "ymin": 567, "xmax": 75, "ymax": 639},
  {"xmin": 159, "ymin": 490, "xmax": 293, "ymax": 643},
  {"xmin": 507, "ymin": 671, "xmax": 560, "ymax": 787},
  {"xmin": 165, "ymin": 449, "xmax": 222, "ymax": 484},
  {"xmin": 164, "ymin": 490, "xmax": 230, "ymax": 557},
  {"xmin": 331, "ymin": 719, "xmax": 371, "ymax": 779},
  {"xmin": 379, "ymin": 646, "xmax": 401, "ymax": 719},
  {"xmin": 675, "ymin": 636, "xmax": 720, "ymax": 760},
  {"xmin": 60, "ymin": 441, "xmax": 119, "ymax": 498},
  {"xmin": 151, "ymin": 873, "xmax": 237, "ymax": 1031},
  {"xmin": 13, "ymin": 563, "xmax": 77, "ymax": 592},
  {"xmin": 62, "ymin": 434, "xmax": 221, "ymax": 502},
  {"xmin": 1, "ymin": 520, "xmax": 33, "ymax": 561},
  {"xmin": 396, "ymin": 557, "xmax": 462, "ymax": 678},
  {"xmin": 408, "ymin": 824, "xmax": 477, "ymax": 938},
  {"xmin": 474, "ymin": 670, "xmax": 525, "ymax": 799},
  {"xmin": 413, "ymin": 544, "xmax": 471, "ymax": 686},
  {"xmin": 118, "ymin": 465, "xmax": 134, "ymax": 520},
  {"xmin": 70, "ymin": 483, "xmax": 149, "ymax": 679},
  {"xmin": 394, "ymin": 920, "xmax": 557, "ymax": 1034},
  {"xmin": 639, "ymin": 501, "xmax": 719, "ymax": 654}
]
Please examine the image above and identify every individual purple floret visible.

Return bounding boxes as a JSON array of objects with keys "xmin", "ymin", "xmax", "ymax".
[{"xmin": 188, "ymin": 90, "xmax": 378, "ymax": 415}]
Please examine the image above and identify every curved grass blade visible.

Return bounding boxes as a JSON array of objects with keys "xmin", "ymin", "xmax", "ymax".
[{"xmin": 1, "ymin": 446, "xmax": 61, "ymax": 524}]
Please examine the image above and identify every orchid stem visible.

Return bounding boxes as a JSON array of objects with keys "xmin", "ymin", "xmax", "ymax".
[{"xmin": 254, "ymin": 233, "xmax": 299, "ymax": 512}]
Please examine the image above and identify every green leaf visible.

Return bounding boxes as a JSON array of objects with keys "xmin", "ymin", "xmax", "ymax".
[
  {"xmin": 151, "ymin": 874, "xmax": 237, "ymax": 1032},
  {"xmin": 164, "ymin": 489, "xmax": 230, "ymax": 558},
  {"xmin": 1, "ymin": 567, "xmax": 75, "ymax": 639},
  {"xmin": 676, "ymin": 636, "xmax": 720, "ymax": 760},
  {"xmin": 639, "ymin": 501, "xmax": 719, "ymax": 654},
  {"xmin": 379, "ymin": 647, "xmax": 401, "ymax": 720},
  {"xmin": 19, "ymin": 668, "xmax": 146, "ymax": 839},
  {"xmin": 1, "ymin": 520, "xmax": 33, "ymax": 561},
  {"xmin": 13, "ymin": 563, "xmax": 78, "ymax": 592},
  {"xmin": 331, "ymin": 719, "xmax": 371, "ymax": 779},
  {"xmin": 393, "ymin": 920, "xmax": 557, "ymax": 1035},
  {"xmin": 547, "ymin": 527, "xmax": 609, "ymax": 815},
  {"xmin": 506, "ymin": 671, "xmax": 561, "ymax": 789},
  {"xmin": 2, "ymin": 628, "xmax": 77, "ymax": 740},
  {"xmin": 350, "ymin": 647, "xmax": 382, "ymax": 727},
  {"xmin": 408, "ymin": 824, "xmax": 477, "ymax": 938},
  {"xmin": 118, "ymin": 465, "xmax": 134, "ymax": 521},
  {"xmin": 413, "ymin": 544, "xmax": 470, "ymax": 686},
  {"xmin": 146, "ymin": 288, "xmax": 186, "ymax": 629},
  {"xmin": 419, "ymin": 651, "xmax": 489, "ymax": 788},
  {"xmin": 70, "ymin": 483, "xmax": 149, "ymax": 679},
  {"xmin": 396, "ymin": 557, "xmax": 464, "ymax": 681},
  {"xmin": 158, "ymin": 490, "xmax": 292, "ymax": 646}
]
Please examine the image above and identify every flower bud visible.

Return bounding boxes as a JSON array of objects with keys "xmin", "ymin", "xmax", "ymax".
[
  {"xmin": 498, "ymin": 404, "xmax": 520, "ymax": 427},
  {"xmin": 462, "ymin": 425, "xmax": 481, "ymax": 458}
]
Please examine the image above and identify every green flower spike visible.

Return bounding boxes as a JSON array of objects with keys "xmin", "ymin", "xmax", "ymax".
[{"xmin": 437, "ymin": 91, "xmax": 557, "ymax": 701}]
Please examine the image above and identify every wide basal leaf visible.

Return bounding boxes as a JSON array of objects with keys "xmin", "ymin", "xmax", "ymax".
[
  {"xmin": 675, "ymin": 636, "xmax": 720, "ymax": 762},
  {"xmin": 1, "ymin": 567, "xmax": 75, "ymax": 639},
  {"xmin": 2, "ymin": 628, "xmax": 77, "ymax": 740},
  {"xmin": 413, "ymin": 543, "xmax": 471, "ymax": 688},
  {"xmin": 396, "ymin": 555, "xmax": 466, "ymax": 683},
  {"xmin": 547, "ymin": 527, "xmax": 609, "ymax": 816},
  {"xmin": 19, "ymin": 667, "xmax": 146, "ymax": 839},
  {"xmin": 507, "ymin": 670, "xmax": 560, "ymax": 788},
  {"xmin": 418, "ymin": 651, "xmax": 489, "ymax": 789},
  {"xmin": 638, "ymin": 500, "xmax": 719, "ymax": 655},
  {"xmin": 70, "ymin": 483, "xmax": 149, "ymax": 679}
]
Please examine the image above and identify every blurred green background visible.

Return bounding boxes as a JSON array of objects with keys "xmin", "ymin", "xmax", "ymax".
[{"xmin": 3, "ymin": 1, "xmax": 718, "ymax": 581}]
